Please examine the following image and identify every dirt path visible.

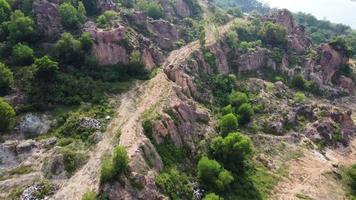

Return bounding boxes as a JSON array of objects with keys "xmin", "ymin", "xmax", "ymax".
[
  {"xmin": 51, "ymin": 82, "xmax": 144, "ymax": 200},
  {"xmin": 51, "ymin": 6, "xmax": 238, "ymax": 198}
]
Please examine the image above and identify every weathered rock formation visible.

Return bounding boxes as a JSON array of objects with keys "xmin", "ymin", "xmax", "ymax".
[
  {"xmin": 33, "ymin": 0, "xmax": 63, "ymax": 40},
  {"xmin": 273, "ymin": 9, "xmax": 311, "ymax": 52},
  {"xmin": 236, "ymin": 47, "xmax": 270, "ymax": 72},
  {"xmin": 96, "ymin": 0, "xmax": 117, "ymax": 12},
  {"xmin": 148, "ymin": 20, "xmax": 180, "ymax": 50}
]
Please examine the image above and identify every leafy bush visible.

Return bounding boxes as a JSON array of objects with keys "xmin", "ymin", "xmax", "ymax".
[
  {"xmin": 80, "ymin": 32, "xmax": 93, "ymax": 52},
  {"xmin": 137, "ymin": 0, "xmax": 163, "ymax": 19},
  {"xmin": 33, "ymin": 56, "xmax": 59, "ymax": 82},
  {"xmin": 100, "ymin": 145, "xmax": 129, "ymax": 183},
  {"xmin": 155, "ymin": 168, "xmax": 193, "ymax": 200},
  {"xmin": 155, "ymin": 140, "xmax": 189, "ymax": 168},
  {"xmin": 208, "ymin": 74, "xmax": 236, "ymax": 105},
  {"xmin": 197, "ymin": 156, "xmax": 234, "ymax": 191},
  {"xmin": 82, "ymin": 191, "xmax": 97, "ymax": 200},
  {"xmin": 7, "ymin": 10, "xmax": 36, "ymax": 43},
  {"xmin": 127, "ymin": 50, "xmax": 148, "ymax": 77},
  {"xmin": 236, "ymin": 103, "xmax": 254, "ymax": 125},
  {"xmin": 342, "ymin": 164, "xmax": 356, "ymax": 197},
  {"xmin": 203, "ymin": 193, "xmax": 223, "ymax": 200},
  {"xmin": 0, "ymin": 62, "xmax": 14, "ymax": 94},
  {"xmin": 59, "ymin": 2, "xmax": 81, "ymax": 29},
  {"xmin": 12, "ymin": 43, "xmax": 34, "ymax": 65},
  {"xmin": 222, "ymin": 104, "xmax": 233, "ymax": 115},
  {"xmin": 293, "ymin": 92, "xmax": 305, "ymax": 103},
  {"xmin": 259, "ymin": 22, "xmax": 287, "ymax": 47},
  {"xmin": 54, "ymin": 32, "xmax": 83, "ymax": 64},
  {"xmin": 219, "ymin": 113, "xmax": 239, "ymax": 136},
  {"xmin": 210, "ymin": 132, "xmax": 253, "ymax": 173},
  {"xmin": 120, "ymin": 0, "xmax": 134, "ymax": 8},
  {"xmin": 0, "ymin": 98, "xmax": 15, "ymax": 132},
  {"xmin": 227, "ymin": 7, "xmax": 242, "ymax": 18},
  {"xmin": 228, "ymin": 91, "xmax": 248, "ymax": 110},
  {"xmin": 60, "ymin": 148, "xmax": 88, "ymax": 175},
  {"xmin": 96, "ymin": 10, "xmax": 118, "ymax": 28},
  {"xmin": 0, "ymin": 0, "xmax": 11, "ymax": 23}
]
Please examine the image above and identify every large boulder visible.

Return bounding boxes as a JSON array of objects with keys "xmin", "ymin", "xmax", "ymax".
[
  {"xmin": 318, "ymin": 43, "xmax": 349, "ymax": 83},
  {"xmin": 33, "ymin": 0, "xmax": 63, "ymax": 40},
  {"xmin": 175, "ymin": 0, "xmax": 192, "ymax": 17}
]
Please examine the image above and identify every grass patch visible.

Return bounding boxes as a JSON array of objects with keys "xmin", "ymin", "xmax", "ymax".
[
  {"xmin": 0, "ymin": 165, "xmax": 34, "ymax": 181},
  {"xmin": 100, "ymin": 145, "xmax": 129, "ymax": 184}
]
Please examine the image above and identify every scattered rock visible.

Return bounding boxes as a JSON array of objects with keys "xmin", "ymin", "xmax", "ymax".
[
  {"xmin": 16, "ymin": 140, "xmax": 38, "ymax": 154},
  {"xmin": 148, "ymin": 20, "xmax": 179, "ymax": 50},
  {"xmin": 79, "ymin": 117, "xmax": 101, "ymax": 130}
]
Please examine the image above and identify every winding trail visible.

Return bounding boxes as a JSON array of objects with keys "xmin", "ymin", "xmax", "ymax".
[{"xmin": 51, "ymin": 10, "xmax": 238, "ymax": 200}]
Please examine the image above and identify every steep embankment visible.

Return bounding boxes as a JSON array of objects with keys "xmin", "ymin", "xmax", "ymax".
[{"xmin": 51, "ymin": 17, "xmax": 237, "ymax": 200}]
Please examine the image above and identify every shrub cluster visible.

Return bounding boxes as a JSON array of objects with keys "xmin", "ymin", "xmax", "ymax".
[{"xmin": 100, "ymin": 145, "xmax": 129, "ymax": 183}]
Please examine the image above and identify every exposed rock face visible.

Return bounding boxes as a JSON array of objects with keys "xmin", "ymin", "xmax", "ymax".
[
  {"xmin": 236, "ymin": 48, "xmax": 269, "ymax": 72},
  {"xmin": 148, "ymin": 20, "xmax": 179, "ymax": 50},
  {"xmin": 16, "ymin": 140, "xmax": 38, "ymax": 154},
  {"xmin": 96, "ymin": 0, "xmax": 117, "ymax": 12},
  {"xmin": 337, "ymin": 75, "xmax": 355, "ymax": 94},
  {"xmin": 151, "ymin": 103, "xmax": 209, "ymax": 151},
  {"xmin": 17, "ymin": 113, "xmax": 51, "ymax": 136},
  {"xmin": 318, "ymin": 44, "xmax": 349, "ymax": 83},
  {"xmin": 273, "ymin": 9, "xmax": 310, "ymax": 52},
  {"xmin": 209, "ymin": 42, "xmax": 230, "ymax": 74},
  {"xmin": 175, "ymin": 0, "xmax": 192, "ymax": 17},
  {"xmin": 33, "ymin": 0, "xmax": 63, "ymax": 40},
  {"xmin": 86, "ymin": 23, "xmax": 129, "ymax": 65},
  {"xmin": 42, "ymin": 154, "xmax": 68, "ymax": 179}
]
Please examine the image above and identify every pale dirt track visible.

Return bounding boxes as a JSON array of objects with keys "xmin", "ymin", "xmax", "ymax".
[{"xmin": 51, "ymin": 13, "xmax": 238, "ymax": 200}]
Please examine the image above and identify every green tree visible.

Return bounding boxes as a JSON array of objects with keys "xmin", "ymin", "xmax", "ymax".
[
  {"xmin": 7, "ymin": 10, "xmax": 36, "ymax": 43},
  {"xmin": 79, "ymin": 32, "xmax": 93, "ymax": 52},
  {"xmin": 237, "ymin": 103, "xmax": 254, "ymax": 125},
  {"xmin": 138, "ymin": 0, "xmax": 163, "ymax": 19},
  {"xmin": 155, "ymin": 168, "xmax": 193, "ymax": 200},
  {"xmin": 96, "ymin": 10, "xmax": 118, "ymax": 28},
  {"xmin": 0, "ymin": 98, "xmax": 15, "ymax": 132},
  {"xmin": 59, "ymin": 2, "xmax": 81, "ymax": 29},
  {"xmin": 112, "ymin": 145, "xmax": 129, "ymax": 175},
  {"xmin": 128, "ymin": 50, "xmax": 147, "ymax": 76},
  {"xmin": 228, "ymin": 91, "xmax": 248, "ymax": 109},
  {"xmin": 55, "ymin": 32, "xmax": 82, "ymax": 64},
  {"xmin": 226, "ymin": 30, "xmax": 238, "ymax": 49},
  {"xmin": 120, "ymin": 0, "xmax": 134, "ymax": 8},
  {"xmin": 78, "ymin": 1, "xmax": 87, "ymax": 23},
  {"xmin": 0, "ymin": 63, "xmax": 14, "ymax": 94},
  {"xmin": 219, "ymin": 113, "xmax": 238, "ymax": 136},
  {"xmin": 197, "ymin": 157, "xmax": 234, "ymax": 191},
  {"xmin": 81, "ymin": 191, "xmax": 96, "ymax": 200},
  {"xmin": 210, "ymin": 132, "xmax": 253, "ymax": 173},
  {"xmin": 12, "ymin": 43, "xmax": 34, "ymax": 65},
  {"xmin": 0, "ymin": 0, "xmax": 11, "ymax": 23},
  {"xmin": 33, "ymin": 56, "xmax": 59, "ymax": 82},
  {"xmin": 203, "ymin": 193, "xmax": 224, "ymax": 200},
  {"xmin": 259, "ymin": 22, "xmax": 287, "ymax": 47}
]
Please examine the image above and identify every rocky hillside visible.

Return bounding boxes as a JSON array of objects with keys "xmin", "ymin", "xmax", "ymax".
[{"xmin": 0, "ymin": 0, "xmax": 355, "ymax": 200}]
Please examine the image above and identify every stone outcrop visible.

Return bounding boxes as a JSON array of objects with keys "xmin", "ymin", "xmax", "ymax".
[
  {"xmin": 175, "ymin": 0, "xmax": 192, "ymax": 17},
  {"xmin": 151, "ymin": 103, "xmax": 209, "ymax": 151},
  {"xmin": 273, "ymin": 9, "xmax": 311, "ymax": 52},
  {"xmin": 85, "ymin": 23, "xmax": 129, "ymax": 65},
  {"xmin": 336, "ymin": 75, "xmax": 355, "ymax": 94},
  {"xmin": 42, "ymin": 154, "xmax": 68, "ymax": 179},
  {"xmin": 16, "ymin": 113, "xmax": 51, "ymax": 136},
  {"xmin": 236, "ymin": 48, "xmax": 269, "ymax": 72},
  {"xmin": 96, "ymin": 0, "xmax": 117, "ymax": 12},
  {"xmin": 148, "ymin": 20, "xmax": 179, "ymax": 50},
  {"xmin": 318, "ymin": 43, "xmax": 349, "ymax": 83},
  {"xmin": 33, "ymin": 0, "xmax": 63, "ymax": 40}
]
